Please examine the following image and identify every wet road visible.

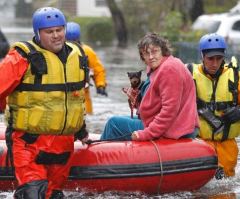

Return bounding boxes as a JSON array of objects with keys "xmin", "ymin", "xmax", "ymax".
[{"xmin": 0, "ymin": 45, "xmax": 239, "ymax": 198}]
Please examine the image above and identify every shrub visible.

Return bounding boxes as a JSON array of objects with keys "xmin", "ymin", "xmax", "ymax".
[
  {"xmin": 86, "ymin": 20, "xmax": 114, "ymax": 46},
  {"xmin": 68, "ymin": 17, "xmax": 114, "ymax": 46}
]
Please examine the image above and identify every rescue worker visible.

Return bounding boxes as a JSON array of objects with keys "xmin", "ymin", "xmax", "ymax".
[
  {"xmin": 187, "ymin": 33, "xmax": 240, "ymax": 179},
  {"xmin": 66, "ymin": 21, "xmax": 107, "ymax": 114},
  {"xmin": 0, "ymin": 7, "xmax": 88, "ymax": 199}
]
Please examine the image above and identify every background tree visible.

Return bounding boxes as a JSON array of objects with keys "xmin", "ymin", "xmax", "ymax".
[
  {"xmin": 30, "ymin": 0, "xmax": 239, "ymax": 45},
  {"xmin": 106, "ymin": 0, "xmax": 128, "ymax": 48},
  {"xmin": 120, "ymin": 0, "xmax": 238, "ymax": 43},
  {"xmin": 190, "ymin": 0, "xmax": 204, "ymax": 22}
]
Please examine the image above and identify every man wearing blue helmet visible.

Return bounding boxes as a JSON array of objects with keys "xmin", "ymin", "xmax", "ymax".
[
  {"xmin": 0, "ymin": 7, "xmax": 88, "ymax": 198},
  {"xmin": 66, "ymin": 22, "xmax": 107, "ymax": 114},
  {"xmin": 187, "ymin": 33, "xmax": 240, "ymax": 179}
]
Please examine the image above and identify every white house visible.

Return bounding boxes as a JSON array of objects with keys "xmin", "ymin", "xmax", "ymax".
[{"xmin": 76, "ymin": 0, "xmax": 111, "ymax": 17}]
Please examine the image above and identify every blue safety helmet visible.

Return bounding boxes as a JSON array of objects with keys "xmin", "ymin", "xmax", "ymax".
[
  {"xmin": 66, "ymin": 22, "xmax": 81, "ymax": 41},
  {"xmin": 199, "ymin": 33, "xmax": 227, "ymax": 57},
  {"xmin": 32, "ymin": 7, "xmax": 66, "ymax": 42}
]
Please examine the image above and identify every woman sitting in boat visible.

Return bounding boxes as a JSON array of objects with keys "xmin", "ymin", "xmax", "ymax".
[{"xmin": 100, "ymin": 32, "xmax": 199, "ymax": 141}]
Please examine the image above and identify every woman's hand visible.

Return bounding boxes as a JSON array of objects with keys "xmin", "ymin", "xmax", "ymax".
[{"xmin": 131, "ymin": 131, "xmax": 139, "ymax": 141}]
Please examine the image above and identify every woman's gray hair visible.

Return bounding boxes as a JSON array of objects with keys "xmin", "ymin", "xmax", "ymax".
[{"xmin": 138, "ymin": 32, "xmax": 172, "ymax": 61}]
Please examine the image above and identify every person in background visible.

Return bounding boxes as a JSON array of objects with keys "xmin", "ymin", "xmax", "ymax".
[
  {"xmin": 0, "ymin": 30, "xmax": 9, "ymax": 113},
  {"xmin": 66, "ymin": 21, "xmax": 107, "ymax": 114},
  {"xmin": 0, "ymin": 7, "xmax": 88, "ymax": 199},
  {"xmin": 100, "ymin": 32, "xmax": 199, "ymax": 141},
  {"xmin": 187, "ymin": 33, "xmax": 240, "ymax": 179},
  {"xmin": 0, "ymin": 29, "xmax": 10, "ymax": 60}
]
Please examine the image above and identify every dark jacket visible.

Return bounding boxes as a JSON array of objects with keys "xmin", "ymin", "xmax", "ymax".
[{"xmin": 0, "ymin": 29, "xmax": 9, "ymax": 59}]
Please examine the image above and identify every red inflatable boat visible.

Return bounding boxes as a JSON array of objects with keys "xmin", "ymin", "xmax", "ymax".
[{"xmin": 0, "ymin": 120, "xmax": 217, "ymax": 194}]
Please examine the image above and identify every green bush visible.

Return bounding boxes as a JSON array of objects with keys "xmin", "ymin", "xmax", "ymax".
[
  {"xmin": 180, "ymin": 29, "xmax": 208, "ymax": 42},
  {"xmin": 160, "ymin": 11, "xmax": 182, "ymax": 42},
  {"xmin": 159, "ymin": 11, "xmax": 209, "ymax": 43},
  {"xmin": 86, "ymin": 21, "xmax": 114, "ymax": 46},
  {"xmin": 68, "ymin": 17, "xmax": 114, "ymax": 46}
]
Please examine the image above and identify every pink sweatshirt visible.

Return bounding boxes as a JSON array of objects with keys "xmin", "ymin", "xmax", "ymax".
[{"xmin": 137, "ymin": 56, "xmax": 199, "ymax": 140}]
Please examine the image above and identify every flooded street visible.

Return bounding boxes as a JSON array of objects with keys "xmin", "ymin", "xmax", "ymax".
[
  {"xmin": 0, "ymin": 35, "xmax": 240, "ymax": 198},
  {"xmin": 74, "ymin": 46, "xmax": 240, "ymax": 199}
]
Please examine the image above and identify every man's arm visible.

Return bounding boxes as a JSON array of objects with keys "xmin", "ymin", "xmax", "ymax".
[
  {"xmin": 82, "ymin": 44, "xmax": 107, "ymax": 87},
  {"xmin": 221, "ymin": 71, "xmax": 240, "ymax": 124}
]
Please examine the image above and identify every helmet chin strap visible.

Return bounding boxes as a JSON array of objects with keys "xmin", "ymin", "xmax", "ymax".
[
  {"xmin": 203, "ymin": 60, "xmax": 225, "ymax": 79},
  {"xmin": 33, "ymin": 34, "xmax": 41, "ymax": 46},
  {"xmin": 34, "ymin": 31, "xmax": 41, "ymax": 43},
  {"xmin": 37, "ymin": 31, "xmax": 40, "ymax": 42}
]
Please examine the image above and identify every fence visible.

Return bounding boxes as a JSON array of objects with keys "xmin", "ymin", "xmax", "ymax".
[{"xmin": 174, "ymin": 42, "xmax": 240, "ymax": 65}]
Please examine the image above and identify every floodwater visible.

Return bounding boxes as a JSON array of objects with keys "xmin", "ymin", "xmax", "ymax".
[
  {"xmin": 0, "ymin": 33, "xmax": 240, "ymax": 198},
  {"xmin": 69, "ymin": 46, "xmax": 240, "ymax": 199}
]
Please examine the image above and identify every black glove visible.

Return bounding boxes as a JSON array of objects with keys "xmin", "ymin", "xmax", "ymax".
[
  {"xmin": 74, "ymin": 122, "xmax": 89, "ymax": 141},
  {"xmin": 215, "ymin": 166, "xmax": 225, "ymax": 180},
  {"xmin": 198, "ymin": 108, "xmax": 223, "ymax": 129},
  {"xmin": 96, "ymin": 86, "xmax": 108, "ymax": 96},
  {"xmin": 222, "ymin": 107, "xmax": 240, "ymax": 124}
]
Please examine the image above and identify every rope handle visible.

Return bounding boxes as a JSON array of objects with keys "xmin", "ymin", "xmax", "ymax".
[{"xmin": 85, "ymin": 133, "xmax": 133, "ymax": 145}]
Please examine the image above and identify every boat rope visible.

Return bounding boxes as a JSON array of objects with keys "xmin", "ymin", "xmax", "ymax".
[
  {"xmin": 150, "ymin": 140, "xmax": 163, "ymax": 195},
  {"xmin": 85, "ymin": 133, "xmax": 132, "ymax": 144}
]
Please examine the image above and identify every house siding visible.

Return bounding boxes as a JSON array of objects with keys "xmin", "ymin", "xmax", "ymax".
[{"xmin": 76, "ymin": 0, "xmax": 111, "ymax": 17}]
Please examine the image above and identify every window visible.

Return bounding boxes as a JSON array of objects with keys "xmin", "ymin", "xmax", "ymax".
[
  {"xmin": 95, "ymin": 0, "xmax": 106, "ymax": 7},
  {"xmin": 232, "ymin": 21, "xmax": 240, "ymax": 31}
]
